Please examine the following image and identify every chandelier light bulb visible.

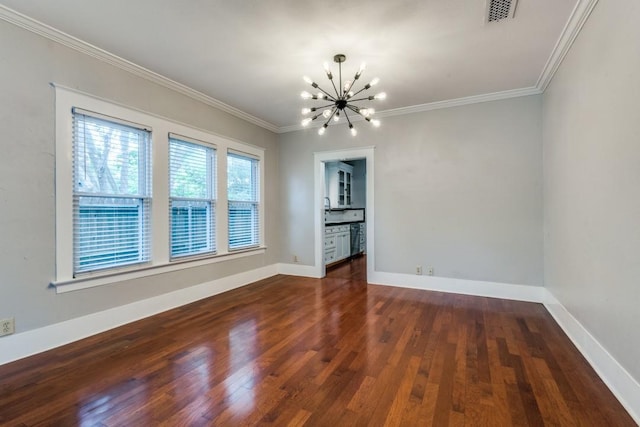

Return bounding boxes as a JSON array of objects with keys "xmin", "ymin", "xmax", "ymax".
[
  {"xmin": 317, "ymin": 92, "xmax": 325, "ymax": 100},
  {"xmin": 333, "ymin": 114, "xmax": 340, "ymax": 122},
  {"xmin": 343, "ymin": 81, "xmax": 351, "ymax": 91},
  {"xmin": 359, "ymin": 63, "xmax": 367, "ymax": 73},
  {"xmin": 347, "ymin": 91, "xmax": 354, "ymax": 98},
  {"xmin": 350, "ymin": 125, "xmax": 357, "ymax": 136},
  {"xmin": 368, "ymin": 108, "xmax": 375, "ymax": 115},
  {"xmin": 301, "ymin": 117, "xmax": 312, "ymax": 126},
  {"xmin": 370, "ymin": 77, "xmax": 380, "ymax": 86},
  {"xmin": 360, "ymin": 108, "xmax": 369, "ymax": 117},
  {"xmin": 371, "ymin": 119, "xmax": 381, "ymax": 127},
  {"xmin": 303, "ymin": 76, "xmax": 313, "ymax": 85},
  {"xmin": 323, "ymin": 109, "xmax": 333, "ymax": 118},
  {"xmin": 301, "ymin": 108, "xmax": 311, "ymax": 115},
  {"xmin": 301, "ymin": 91, "xmax": 312, "ymax": 99},
  {"xmin": 374, "ymin": 92, "xmax": 387, "ymax": 100},
  {"xmin": 318, "ymin": 126, "xmax": 326, "ymax": 135}
]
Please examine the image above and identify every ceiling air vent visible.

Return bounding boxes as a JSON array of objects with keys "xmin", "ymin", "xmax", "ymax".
[{"xmin": 486, "ymin": 0, "xmax": 518, "ymax": 22}]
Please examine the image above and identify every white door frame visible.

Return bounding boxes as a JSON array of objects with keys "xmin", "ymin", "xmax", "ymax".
[{"xmin": 313, "ymin": 146, "xmax": 375, "ymax": 279}]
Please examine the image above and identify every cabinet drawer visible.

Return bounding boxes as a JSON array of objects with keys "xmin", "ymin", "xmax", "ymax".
[
  {"xmin": 325, "ymin": 225, "xmax": 339, "ymax": 235},
  {"xmin": 324, "ymin": 237, "xmax": 336, "ymax": 249},
  {"xmin": 324, "ymin": 250, "xmax": 336, "ymax": 263}
]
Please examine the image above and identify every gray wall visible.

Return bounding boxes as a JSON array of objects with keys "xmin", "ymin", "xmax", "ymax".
[
  {"xmin": 0, "ymin": 20, "xmax": 280, "ymax": 333},
  {"xmin": 543, "ymin": 0, "xmax": 640, "ymax": 382},
  {"xmin": 280, "ymin": 96, "xmax": 544, "ymax": 286}
]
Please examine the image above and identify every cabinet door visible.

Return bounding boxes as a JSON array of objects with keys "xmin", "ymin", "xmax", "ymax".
[
  {"xmin": 338, "ymin": 170, "xmax": 345, "ymax": 206},
  {"xmin": 345, "ymin": 171, "xmax": 352, "ymax": 207},
  {"xmin": 343, "ymin": 232, "xmax": 351, "ymax": 257}
]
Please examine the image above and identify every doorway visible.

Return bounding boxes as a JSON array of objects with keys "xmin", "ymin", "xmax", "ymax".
[{"xmin": 313, "ymin": 147, "xmax": 375, "ymax": 280}]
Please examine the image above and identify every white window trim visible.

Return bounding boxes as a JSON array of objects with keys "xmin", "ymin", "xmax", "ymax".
[{"xmin": 53, "ymin": 85, "xmax": 266, "ymax": 293}]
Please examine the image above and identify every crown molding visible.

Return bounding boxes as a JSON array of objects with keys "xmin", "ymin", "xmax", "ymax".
[
  {"xmin": 536, "ymin": 0, "xmax": 600, "ymax": 91},
  {"xmin": 0, "ymin": 5, "xmax": 280, "ymax": 133},
  {"xmin": 278, "ymin": 86, "xmax": 541, "ymax": 134},
  {"xmin": 377, "ymin": 86, "xmax": 541, "ymax": 119},
  {"xmin": 1, "ymin": 0, "xmax": 598, "ymax": 135}
]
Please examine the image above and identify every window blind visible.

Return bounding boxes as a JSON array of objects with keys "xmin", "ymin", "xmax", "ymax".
[
  {"xmin": 227, "ymin": 152, "xmax": 260, "ymax": 250},
  {"xmin": 72, "ymin": 112, "xmax": 151, "ymax": 274},
  {"xmin": 169, "ymin": 137, "xmax": 216, "ymax": 258}
]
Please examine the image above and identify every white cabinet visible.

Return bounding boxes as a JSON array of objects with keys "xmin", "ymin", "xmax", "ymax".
[
  {"xmin": 326, "ymin": 162, "xmax": 353, "ymax": 209},
  {"xmin": 324, "ymin": 224, "xmax": 350, "ymax": 265}
]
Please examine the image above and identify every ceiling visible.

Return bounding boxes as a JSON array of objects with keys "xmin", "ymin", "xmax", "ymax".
[{"xmin": 0, "ymin": 0, "xmax": 580, "ymax": 131}]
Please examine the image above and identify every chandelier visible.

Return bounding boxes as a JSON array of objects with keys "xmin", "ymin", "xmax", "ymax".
[{"xmin": 300, "ymin": 54, "xmax": 385, "ymax": 136}]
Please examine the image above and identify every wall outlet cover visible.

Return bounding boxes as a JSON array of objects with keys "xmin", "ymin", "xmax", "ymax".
[{"xmin": 0, "ymin": 318, "xmax": 15, "ymax": 337}]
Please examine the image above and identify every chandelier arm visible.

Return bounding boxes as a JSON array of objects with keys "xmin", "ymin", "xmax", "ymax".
[
  {"xmin": 349, "ymin": 86, "xmax": 370, "ymax": 98},
  {"xmin": 344, "ymin": 109, "xmax": 352, "ymax": 124},
  {"xmin": 314, "ymin": 85, "xmax": 337, "ymax": 101},
  {"xmin": 344, "ymin": 72, "xmax": 361, "ymax": 95},
  {"xmin": 314, "ymin": 103, "xmax": 337, "ymax": 110},
  {"xmin": 324, "ymin": 108, "xmax": 338, "ymax": 126},
  {"xmin": 346, "ymin": 96, "xmax": 374, "ymax": 102},
  {"xmin": 346, "ymin": 105, "xmax": 365, "ymax": 117},
  {"xmin": 330, "ymin": 79, "xmax": 341, "ymax": 98}
]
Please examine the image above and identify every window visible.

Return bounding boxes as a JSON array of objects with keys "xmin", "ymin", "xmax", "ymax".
[
  {"xmin": 169, "ymin": 135, "xmax": 216, "ymax": 258},
  {"xmin": 227, "ymin": 151, "xmax": 260, "ymax": 250},
  {"xmin": 55, "ymin": 86, "xmax": 265, "ymax": 290},
  {"xmin": 72, "ymin": 110, "xmax": 151, "ymax": 274}
]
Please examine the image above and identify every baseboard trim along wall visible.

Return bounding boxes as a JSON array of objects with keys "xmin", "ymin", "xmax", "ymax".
[
  {"xmin": 543, "ymin": 292, "xmax": 640, "ymax": 424},
  {"xmin": 0, "ymin": 264, "xmax": 278, "ymax": 366},
  {"xmin": 277, "ymin": 263, "xmax": 323, "ymax": 278},
  {"xmin": 368, "ymin": 271, "xmax": 547, "ymax": 302}
]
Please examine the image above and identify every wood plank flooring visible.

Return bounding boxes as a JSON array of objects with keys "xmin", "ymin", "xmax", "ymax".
[{"xmin": 0, "ymin": 256, "xmax": 635, "ymax": 426}]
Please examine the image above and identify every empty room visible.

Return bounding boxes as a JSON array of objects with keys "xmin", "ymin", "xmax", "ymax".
[{"xmin": 0, "ymin": 0, "xmax": 638, "ymax": 425}]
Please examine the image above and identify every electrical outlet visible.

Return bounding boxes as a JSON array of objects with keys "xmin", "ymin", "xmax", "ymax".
[
  {"xmin": 0, "ymin": 318, "xmax": 15, "ymax": 337},
  {"xmin": 427, "ymin": 266, "xmax": 434, "ymax": 276},
  {"xmin": 416, "ymin": 265, "xmax": 422, "ymax": 275}
]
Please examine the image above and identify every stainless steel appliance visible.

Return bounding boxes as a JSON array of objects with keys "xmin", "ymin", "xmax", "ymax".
[{"xmin": 350, "ymin": 223, "xmax": 361, "ymax": 257}]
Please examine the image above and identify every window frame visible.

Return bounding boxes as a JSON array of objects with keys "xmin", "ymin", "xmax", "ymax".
[
  {"xmin": 169, "ymin": 134, "xmax": 217, "ymax": 260},
  {"xmin": 227, "ymin": 150, "xmax": 261, "ymax": 251},
  {"xmin": 54, "ymin": 85, "xmax": 265, "ymax": 293},
  {"xmin": 72, "ymin": 109, "xmax": 153, "ymax": 275}
]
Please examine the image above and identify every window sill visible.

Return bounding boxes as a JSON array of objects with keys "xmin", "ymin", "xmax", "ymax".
[{"xmin": 51, "ymin": 246, "xmax": 267, "ymax": 294}]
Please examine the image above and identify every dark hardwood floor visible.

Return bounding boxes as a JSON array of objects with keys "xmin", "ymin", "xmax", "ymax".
[{"xmin": 0, "ymin": 256, "xmax": 634, "ymax": 426}]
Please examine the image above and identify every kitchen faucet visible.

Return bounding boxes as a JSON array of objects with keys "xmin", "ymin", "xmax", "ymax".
[{"xmin": 324, "ymin": 197, "xmax": 332, "ymax": 211}]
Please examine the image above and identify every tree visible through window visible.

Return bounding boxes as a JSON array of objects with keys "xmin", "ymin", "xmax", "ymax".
[
  {"xmin": 169, "ymin": 137, "xmax": 216, "ymax": 258},
  {"xmin": 227, "ymin": 152, "xmax": 260, "ymax": 250},
  {"xmin": 73, "ymin": 111, "xmax": 151, "ymax": 273}
]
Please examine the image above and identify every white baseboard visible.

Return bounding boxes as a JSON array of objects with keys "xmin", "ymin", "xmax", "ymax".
[
  {"xmin": 368, "ymin": 271, "xmax": 546, "ymax": 302},
  {"xmin": 0, "ymin": 264, "xmax": 278, "ymax": 366},
  {"xmin": 277, "ymin": 263, "xmax": 322, "ymax": 278},
  {"xmin": 543, "ymin": 290, "xmax": 640, "ymax": 424}
]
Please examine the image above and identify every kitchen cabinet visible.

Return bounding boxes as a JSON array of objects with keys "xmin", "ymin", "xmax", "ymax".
[
  {"xmin": 325, "ymin": 162, "xmax": 353, "ymax": 209},
  {"xmin": 324, "ymin": 224, "xmax": 350, "ymax": 265}
]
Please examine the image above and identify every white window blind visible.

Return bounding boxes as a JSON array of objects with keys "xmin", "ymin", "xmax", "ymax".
[
  {"xmin": 227, "ymin": 152, "xmax": 260, "ymax": 250},
  {"xmin": 72, "ymin": 110, "xmax": 151, "ymax": 274},
  {"xmin": 169, "ymin": 136, "xmax": 216, "ymax": 258}
]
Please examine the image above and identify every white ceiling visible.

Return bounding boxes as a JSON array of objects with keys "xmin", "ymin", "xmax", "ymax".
[{"xmin": 0, "ymin": 0, "xmax": 579, "ymax": 130}]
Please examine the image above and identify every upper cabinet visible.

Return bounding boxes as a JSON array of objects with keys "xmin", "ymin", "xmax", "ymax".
[{"xmin": 326, "ymin": 161, "xmax": 353, "ymax": 209}]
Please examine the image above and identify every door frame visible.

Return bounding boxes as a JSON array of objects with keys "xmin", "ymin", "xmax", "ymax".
[{"xmin": 313, "ymin": 146, "xmax": 375, "ymax": 279}]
